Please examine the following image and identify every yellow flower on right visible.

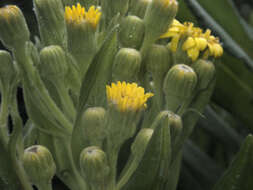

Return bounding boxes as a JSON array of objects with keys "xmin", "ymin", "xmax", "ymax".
[{"xmin": 160, "ymin": 19, "xmax": 223, "ymax": 61}]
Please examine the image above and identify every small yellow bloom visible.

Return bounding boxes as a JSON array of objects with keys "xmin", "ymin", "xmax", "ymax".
[
  {"xmin": 106, "ymin": 81, "xmax": 154, "ymax": 112},
  {"xmin": 161, "ymin": 0, "xmax": 177, "ymax": 7},
  {"xmin": 160, "ymin": 19, "xmax": 223, "ymax": 61},
  {"xmin": 65, "ymin": 3, "xmax": 101, "ymax": 28}
]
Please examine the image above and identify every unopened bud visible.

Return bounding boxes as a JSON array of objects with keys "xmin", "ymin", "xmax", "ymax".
[
  {"xmin": 119, "ymin": 16, "xmax": 145, "ymax": 49},
  {"xmin": 82, "ymin": 107, "xmax": 106, "ymax": 146},
  {"xmin": 145, "ymin": 44, "xmax": 171, "ymax": 77},
  {"xmin": 129, "ymin": 0, "xmax": 152, "ymax": 19},
  {"xmin": 39, "ymin": 45, "xmax": 68, "ymax": 80},
  {"xmin": 0, "ymin": 5, "xmax": 30, "ymax": 49},
  {"xmin": 112, "ymin": 48, "xmax": 142, "ymax": 82},
  {"xmin": 163, "ymin": 64, "xmax": 197, "ymax": 111},
  {"xmin": 0, "ymin": 50, "xmax": 16, "ymax": 85},
  {"xmin": 34, "ymin": 0, "xmax": 66, "ymax": 47},
  {"xmin": 144, "ymin": 0, "xmax": 178, "ymax": 41},
  {"xmin": 23, "ymin": 145, "xmax": 56, "ymax": 186},
  {"xmin": 80, "ymin": 146, "xmax": 110, "ymax": 183},
  {"xmin": 192, "ymin": 59, "xmax": 215, "ymax": 90}
]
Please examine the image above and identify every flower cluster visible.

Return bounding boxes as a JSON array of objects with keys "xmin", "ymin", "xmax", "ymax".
[
  {"xmin": 65, "ymin": 3, "xmax": 101, "ymax": 28},
  {"xmin": 160, "ymin": 19, "xmax": 223, "ymax": 61},
  {"xmin": 106, "ymin": 81, "xmax": 154, "ymax": 112}
]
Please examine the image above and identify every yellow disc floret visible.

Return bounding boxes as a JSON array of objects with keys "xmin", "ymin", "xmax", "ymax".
[
  {"xmin": 106, "ymin": 81, "xmax": 154, "ymax": 112},
  {"xmin": 65, "ymin": 3, "xmax": 101, "ymax": 28},
  {"xmin": 160, "ymin": 19, "xmax": 223, "ymax": 61}
]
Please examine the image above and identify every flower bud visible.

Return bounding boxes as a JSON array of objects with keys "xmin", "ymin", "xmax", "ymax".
[
  {"xmin": 82, "ymin": 107, "xmax": 106, "ymax": 146},
  {"xmin": 102, "ymin": 0, "xmax": 129, "ymax": 23},
  {"xmin": 39, "ymin": 45, "xmax": 68, "ymax": 80},
  {"xmin": 118, "ymin": 16, "xmax": 145, "ymax": 49},
  {"xmin": 23, "ymin": 145, "xmax": 56, "ymax": 186},
  {"xmin": 112, "ymin": 48, "xmax": 142, "ymax": 82},
  {"xmin": 129, "ymin": 0, "xmax": 152, "ymax": 18},
  {"xmin": 34, "ymin": 0, "xmax": 66, "ymax": 47},
  {"xmin": 144, "ymin": 0, "xmax": 178, "ymax": 41},
  {"xmin": 0, "ymin": 50, "xmax": 16, "ymax": 85},
  {"xmin": 80, "ymin": 146, "xmax": 110, "ymax": 183},
  {"xmin": 192, "ymin": 59, "xmax": 215, "ymax": 90},
  {"xmin": 163, "ymin": 64, "xmax": 197, "ymax": 111},
  {"xmin": 145, "ymin": 44, "xmax": 171, "ymax": 77},
  {"xmin": 131, "ymin": 128, "xmax": 153, "ymax": 157},
  {"xmin": 0, "ymin": 5, "xmax": 30, "ymax": 49}
]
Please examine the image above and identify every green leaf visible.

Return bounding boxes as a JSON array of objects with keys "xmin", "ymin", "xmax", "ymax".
[
  {"xmin": 212, "ymin": 135, "xmax": 253, "ymax": 190},
  {"xmin": 77, "ymin": 25, "xmax": 119, "ymax": 114}
]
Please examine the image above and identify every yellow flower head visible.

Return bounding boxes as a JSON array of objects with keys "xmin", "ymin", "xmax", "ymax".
[
  {"xmin": 161, "ymin": 0, "xmax": 177, "ymax": 7},
  {"xmin": 106, "ymin": 81, "xmax": 154, "ymax": 112},
  {"xmin": 65, "ymin": 3, "xmax": 101, "ymax": 28},
  {"xmin": 160, "ymin": 19, "xmax": 223, "ymax": 61}
]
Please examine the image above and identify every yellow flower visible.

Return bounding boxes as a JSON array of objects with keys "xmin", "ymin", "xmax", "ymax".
[
  {"xmin": 160, "ymin": 19, "xmax": 223, "ymax": 61},
  {"xmin": 65, "ymin": 3, "xmax": 101, "ymax": 28},
  {"xmin": 106, "ymin": 81, "xmax": 154, "ymax": 112},
  {"xmin": 161, "ymin": 0, "xmax": 177, "ymax": 7}
]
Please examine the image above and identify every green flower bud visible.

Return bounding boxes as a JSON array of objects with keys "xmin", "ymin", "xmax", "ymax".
[
  {"xmin": 118, "ymin": 16, "xmax": 145, "ymax": 49},
  {"xmin": 0, "ymin": 5, "xmax": 30, "ymax": 49},
  {"xmin": 0, "ymin": 50, "xmax": 16, "ymax": 85},
  {"xmin": 112, "ymin": 48, "xmax": 142, "ymax": 82},
  {"xmin": 39, "ymin": 45, "xmax": 68, "ymax": 81},
  {"xmin": 144, "ymin": 0, "xmax": 178, "ymax": 41},
  {"xmin": 23, "ymin": 145, "xmax": 56, "ymax": 186},
  {"xmin": 129, "ymin": 0, "xmax": 152, "ymax": 19},
  {"xmin": 80, "ymin": 146, "xmax": 110, "ymax": 183},
  {"xmin": 145, "ymin": 44, "xmax": 171, "ymax": 77},
  {"xmin": 192, "ymin": 59, "xmax": 215, "ymax": 90},
  {"xmin": 102, "ymin": 0, "xmax": 129, "ymax": 24},
  {"xmin": 131, "ymin": 128, "xmax": 153, "ymax": 157},
  {"xmin": 34, "ymin": 0, "xmax": 66, "ymax": 48},
  {"xmin": 82, "ymin": 107, "xmax": 106, "ymax": 146},
  {"xmin": 163, "ymin": 64, "xmax": 197, "ymax": 112}
]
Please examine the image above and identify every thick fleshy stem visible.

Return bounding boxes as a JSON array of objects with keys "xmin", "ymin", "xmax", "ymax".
[
  {"xmin": 0, "ymin": 85, "xmax": 10, "ymax": 147},
  {"xmin": 36, "ymin": 182, "xmax": 53, "ymax": 190},
  {"xmin": 9, "ymin": 87, "xmax": 33, "ymax": 190},
  {"xmin": 106, "ymin": 140, "xmax": 120, "ymax": 190}
]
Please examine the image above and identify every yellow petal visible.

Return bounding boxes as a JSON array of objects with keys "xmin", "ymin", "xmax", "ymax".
[
  {"xmin": 170, "ymin": 35, "xmax": 180, "ymax": 52},
  {"xmin": 213, "ymin": 43, "xmax": 223, "ymax": 57},
  {"xmin": 187, "ymin": 47, "xmax": 200, "ymax": 61},
  {"xmin": 195, "ymin": 37, "xmax": 207, "ymax": 51},
  {"xmin": 182, "ymin": 37, "xmax": 195, "ymax": 51}
]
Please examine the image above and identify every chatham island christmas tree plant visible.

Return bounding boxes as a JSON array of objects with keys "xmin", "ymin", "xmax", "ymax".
[{"xmin": 3, "ymin": 0, "xmax": 251, "ymax": 190}]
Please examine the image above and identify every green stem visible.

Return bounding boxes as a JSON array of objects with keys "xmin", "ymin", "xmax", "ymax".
[
  {"xmin": 0, "ymin": 85, "xmax": 10, "ymax": 148},
  {"xmin": 54, "ymin": 79, "xmax": 76, "ymax": 122},
  {"xmin": 106, "ymin": 142, "xmax": 120, "ymax": 190},
  {"xmin": 116, "ymin": 156, "xmax": 139, "ymax": 190},
  {"xmin": 54, "ymin": 138, "xmax": 88, "ymax": 190},
  {"xmin": 37, "ymin": 182, "xmax": 53, "ymax": 190},
  {"xmin": 9, "ymin": 91, "xmax": 33, "ymax": 190}
]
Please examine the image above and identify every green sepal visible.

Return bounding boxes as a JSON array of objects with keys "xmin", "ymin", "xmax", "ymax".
[
  {"xmin": 34, "ymin": 0, "xmax": 67, "ymax": 48},
  {"xmin": 212, "ymin": 135, "xmax": 253, "ymax": 190}
]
